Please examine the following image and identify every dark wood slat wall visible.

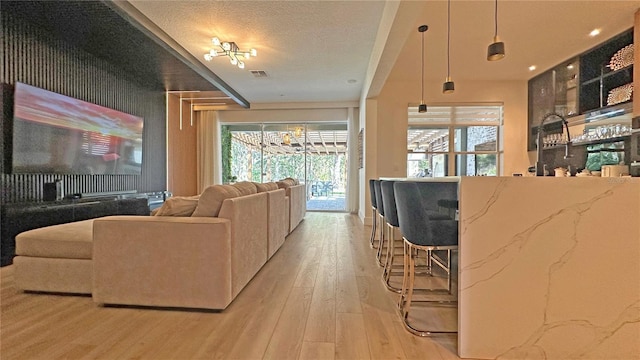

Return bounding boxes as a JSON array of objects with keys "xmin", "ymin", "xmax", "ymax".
[{"xmin": 0, "ymin": 8, "xmax": 167, "ymax": 204}]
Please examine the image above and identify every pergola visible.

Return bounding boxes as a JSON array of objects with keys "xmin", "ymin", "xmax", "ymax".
[{"xmin": 231, "ymin": 129, "xmax": 348, "ymax": 155}]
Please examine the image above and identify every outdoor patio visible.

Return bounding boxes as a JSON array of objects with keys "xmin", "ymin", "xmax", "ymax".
[{"xmin": 306, "ymin": 195, "xmax": 346, "ymax": 211}]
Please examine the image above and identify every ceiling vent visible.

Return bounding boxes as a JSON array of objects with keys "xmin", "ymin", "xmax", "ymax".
[{"xmin": 250, "ymin": 70, "xmax": 269, "ymax": 78}]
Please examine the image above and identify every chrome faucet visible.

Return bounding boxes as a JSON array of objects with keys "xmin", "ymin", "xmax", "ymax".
[{"xmin": 535, "ymin": 113, "xmax": 573, "ymax": 176}]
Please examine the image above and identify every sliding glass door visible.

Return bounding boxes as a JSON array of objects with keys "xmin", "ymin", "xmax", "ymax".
[
  {"xmin": 221, "ymin": 122, "xmax": 348, "ymax": 211},
  {"xmin": 262, "ymin": 124, "xmax": 306, "ymax": 182}
]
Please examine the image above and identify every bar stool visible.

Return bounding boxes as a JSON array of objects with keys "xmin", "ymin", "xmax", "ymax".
[
  {"xmin": 380, "ymin": 181, "xmax": 458, "ymax": 293},
  {"xmin": 368, "ymin": 179, "xmax": 379, "ymax": 248},
  {"xmin": 380, "ymin": 180, "xmax": 403, "ymax": 293},
  {"xmin": 373, "ymin": 180, "xmax": 386, "ymax": 266},
  {"xmin": 417, "ymin": 182, "xmax": 458, "ymax": 221},
  {"xmin": 394, "ymin": 181, "xmax": 458, "ymax": 336}
]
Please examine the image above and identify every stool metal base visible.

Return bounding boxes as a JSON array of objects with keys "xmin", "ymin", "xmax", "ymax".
[
  {"xmin": 398, "ymin": 238, "xmax": 458, "ymax": 336},
  {"xmin": 369, "ymin": 207, "xmax": 378, "ymax": 248},
  {"xmin": 382, "ymin": 223, "xmax": 403, "ymax": 293}
]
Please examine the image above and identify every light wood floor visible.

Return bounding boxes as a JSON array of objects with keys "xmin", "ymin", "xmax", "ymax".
[{"xmin": 1, "ymin": 212, "xmax": 462, "ymax": 360}]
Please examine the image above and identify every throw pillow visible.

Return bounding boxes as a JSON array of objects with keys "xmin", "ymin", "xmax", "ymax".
[
  {"xmin": 254, "ymin": 182, "xmax": 278, "ymax": 193},
  {"xmin": 232, "ymin": 181, "xmax": 257, "ymax": 196},
  {"xmin": 192, "ymin": 184, "xmax": 241, "ymax": 217},
  {"xmin": 284, "ymin": 177, "xmax": 299, "ymax": 185},
  {"xmin": 276, "ymin": 181, "xmax": 292, "ymax": 189},
  {"xmin": 154, "ymin": 195, "xmax": 200, "ymax": 216}
]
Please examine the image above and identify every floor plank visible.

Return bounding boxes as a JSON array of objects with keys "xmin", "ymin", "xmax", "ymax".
[
  {"xmin": 299, "ymin": 341, "xmax": 335, "ymax": 360},
  {"xmin": 335, "ymin": 312, "xmax": 371, "ymax": 360},
  {"xmin": 303, "ymin": 229, "xmax": 337, "ymax": 343},
  {"xmin": 262, "ymin": 286, "xmax": 313, "ymax": 360}
]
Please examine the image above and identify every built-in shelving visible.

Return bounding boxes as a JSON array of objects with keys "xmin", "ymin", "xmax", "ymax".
[
  {"xmin": 579, "ymin": 29, "xmax": 634, "ymax": 114},
  {"xmin": 528, "ymin": 28, "xmax": 634, "ymax": 151}
]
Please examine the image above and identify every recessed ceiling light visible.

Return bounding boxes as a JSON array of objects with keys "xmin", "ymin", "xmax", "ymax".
[
  {"xmin": 589, "ymin": 29, "xmax": 601, "ymax": 37},
  {"xmin": 347, "ymin": 79, "xmax": 357, "ymax": 84},
  {"xmin": 528, "ymin": 65, "xmax": 536, "ymax": 71}
]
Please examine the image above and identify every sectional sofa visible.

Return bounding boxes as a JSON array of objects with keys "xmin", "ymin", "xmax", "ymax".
[{"xmin": 13, "ymin": 180, "xmax": 306, "ymax": 310}]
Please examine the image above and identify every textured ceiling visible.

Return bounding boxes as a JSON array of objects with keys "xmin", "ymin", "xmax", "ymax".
[
  {"xmin": 129, "ymin": 0, "xmax": 386, "ymax": 104},
  {"xmin": 126, "ymin": 0, "xmax": 638, "ymax": 105}
]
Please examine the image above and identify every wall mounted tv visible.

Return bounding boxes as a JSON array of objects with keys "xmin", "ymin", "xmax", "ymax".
[{"xmin": 10, "ymin": 82, "xmax": 143, "ymax": 175}]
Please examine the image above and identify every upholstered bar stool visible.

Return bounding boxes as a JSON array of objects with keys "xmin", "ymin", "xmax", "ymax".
[
  {"xmin": 394, "ymin": 181, "xmax": 458, "ymax": 336},
  {"xmin": 416, "ymin": 181, "xmax": 458, "ymax": 272},
  {"xmin": 373, "ymin": 180, "xmax": 386, "ymax": 267},
  {"xmin": 368, "ymin": 179, "xmax": 379, "ymax": 248},
  {"xmin": 380, "ymin": 180, "xmax": 403, "ymax": 293},
  {"xmin": 417, "ymin": 182, "xmax": 458, "ymax": 221}
]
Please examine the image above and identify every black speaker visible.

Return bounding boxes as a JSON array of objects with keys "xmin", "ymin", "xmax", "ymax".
[{"xmin": 43, "ymin": 181, "xmax": 63, "ymax": 201}]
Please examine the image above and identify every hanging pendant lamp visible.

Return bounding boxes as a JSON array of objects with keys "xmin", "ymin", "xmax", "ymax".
[
  {"xmin": 487, "ymin": 0, "xmax": 505, "ymax": 61},
  {"xmin": 443, "ymin": 0, "xmax": 455, "ymax": 93},
  {"xmin": 418, "ymin": 25, "xmax": 428, "ymax": 113}
]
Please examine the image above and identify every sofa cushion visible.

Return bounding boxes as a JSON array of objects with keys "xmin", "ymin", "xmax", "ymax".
[
  {"xmin": 154, "ymin": 195, "xmax": 200, "ymax": 217},
  {"xmin": 232, "ymin": 181, "xmax": 257, "ymax": 196},
  {"xmin": 254, "ymin": 182, "xmax": 278, "ymax": 193},
  {"xmin": 192, "ymin": 185, "xmax": 241, "ymax": 217},
  {"xmin": 276, "ymin": 181, "xmax": 289, "ymax": 189},
  {"xmin": 15, "ymin": 219, "xmax": 94, "ymax": 259},
  {"xmin": 276, "ymin": 179, "xmax": 296, "ymax": 189},
  {"xmin": 284, "ymin": 177, "xmax": 300, "ymax": 185}
]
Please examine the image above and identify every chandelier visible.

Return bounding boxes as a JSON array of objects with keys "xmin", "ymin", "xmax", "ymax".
[{"xmin": 203, "ymin": 37, "xmax": 257, "ymax": 69}]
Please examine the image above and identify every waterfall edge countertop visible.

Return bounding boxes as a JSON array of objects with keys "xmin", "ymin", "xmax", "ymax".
[{"xmin": 457, "ymin": 176, "xmax": 639, "ymax": 359}]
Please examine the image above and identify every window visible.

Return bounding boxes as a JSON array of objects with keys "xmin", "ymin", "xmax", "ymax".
[{"xmin": 407, "ymin": 104, "xmax": 503, "ymax": 177}]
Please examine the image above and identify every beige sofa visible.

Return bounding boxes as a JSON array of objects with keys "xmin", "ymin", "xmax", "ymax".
[
  {"xmin": 287, "ymin": 184, "xmax": 306, "ymax": 233},
  {"xmin": 92, "ymin": 183, "xmax": 290, "ymax": 310},
  {"xmin": 276, "ymin": 178, "xmax": 306, "ymax": 233},
  {"xmin": 13, "ymin": 182, "xmax": 290, "ymax": 310},
  {"xmin": 93, "ymin": 191, "xmax": 268, "ymax": 310}
]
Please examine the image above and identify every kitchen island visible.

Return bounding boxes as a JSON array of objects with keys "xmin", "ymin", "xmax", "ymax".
[{"xmin": 457, "ymin": 176, "xmax": 639, "ymax": 359}]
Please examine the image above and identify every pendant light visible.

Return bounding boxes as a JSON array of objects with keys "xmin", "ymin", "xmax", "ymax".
[
  {"xmin": 283, "ymin": 133, "xmax": 291, "ymax": 145},
  {"xmin": 418, "ymin": 25, "xmax": 428, "ymax": 113},
  {"xmin": 443, "ymin": 0, "xmax": 455, "ymax": 93},
  {"xmin": 487, "ymin": 0, "xmax": 505, "ymax": 61}
]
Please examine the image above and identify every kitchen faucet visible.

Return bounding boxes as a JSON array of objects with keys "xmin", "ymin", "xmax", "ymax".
[{"xmin": 535, "ymin": 113, "xmax": 573, "ymax": 176}]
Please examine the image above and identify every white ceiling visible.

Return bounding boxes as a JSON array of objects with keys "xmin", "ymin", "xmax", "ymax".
[{"xmin": 128, "ymin": 1, "xmax": 638, "ymax": 106}]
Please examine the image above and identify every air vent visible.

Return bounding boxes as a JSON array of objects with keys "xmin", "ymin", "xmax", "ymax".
[{"xmin": 250, "ymin": 70, "xmax": 269, "ymax": 78}]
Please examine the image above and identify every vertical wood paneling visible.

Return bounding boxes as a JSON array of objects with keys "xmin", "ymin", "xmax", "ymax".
[
  {"xmin": 166, "ymin": 94, "xmax": 198, "ymax": 196},
  {"xmin": 0, "ymin": 7, "xmax": 167, "ymax": 204}
]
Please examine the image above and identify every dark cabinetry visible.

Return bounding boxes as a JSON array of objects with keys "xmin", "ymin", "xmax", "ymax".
[
  {"xmin": 528, "ymin": 28, "xmax": 634, "ymax": 151},
  {"xmin": 528, "ymin": 58, "xmax": 579, "ymax": 150},
  {"xmin": 580, "ymin": 30, "xmax": 634, "ymax": 113},
  {"xmin": 0, "ymin": 197, "xmax": 149, "ymax": 266}
]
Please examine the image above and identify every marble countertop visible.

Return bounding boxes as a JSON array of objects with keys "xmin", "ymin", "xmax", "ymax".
[{"xmin": 457, "ymin": 176, "xmax": 639, "ymax": 359}]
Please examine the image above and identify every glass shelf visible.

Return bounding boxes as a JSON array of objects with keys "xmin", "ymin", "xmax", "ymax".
[
  {"xmin": 572, "ymin": 135, "xmax": 629, "ymax": 147},
  {"xmin": 581, "ymin": 65, "xmax": 633, "ymax": 86},
  {"xmin": 541, "ymin": 135, "xmax": 629, "ymax": 151}
]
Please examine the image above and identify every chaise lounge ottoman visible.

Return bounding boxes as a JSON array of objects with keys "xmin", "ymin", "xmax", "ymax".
[{"xmin": 13, "ymin": 219, "xmax": 95, "ymax": 294}]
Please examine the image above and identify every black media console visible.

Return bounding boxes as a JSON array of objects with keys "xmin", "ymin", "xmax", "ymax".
[{"xmin": 0, "ymin": 195, "xmax": 153, "ymax": 267}]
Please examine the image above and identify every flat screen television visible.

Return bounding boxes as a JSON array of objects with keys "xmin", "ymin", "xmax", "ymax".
[{"xmin": 10, "ymin": 82, "xmax": 143, "ymax": 175}]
